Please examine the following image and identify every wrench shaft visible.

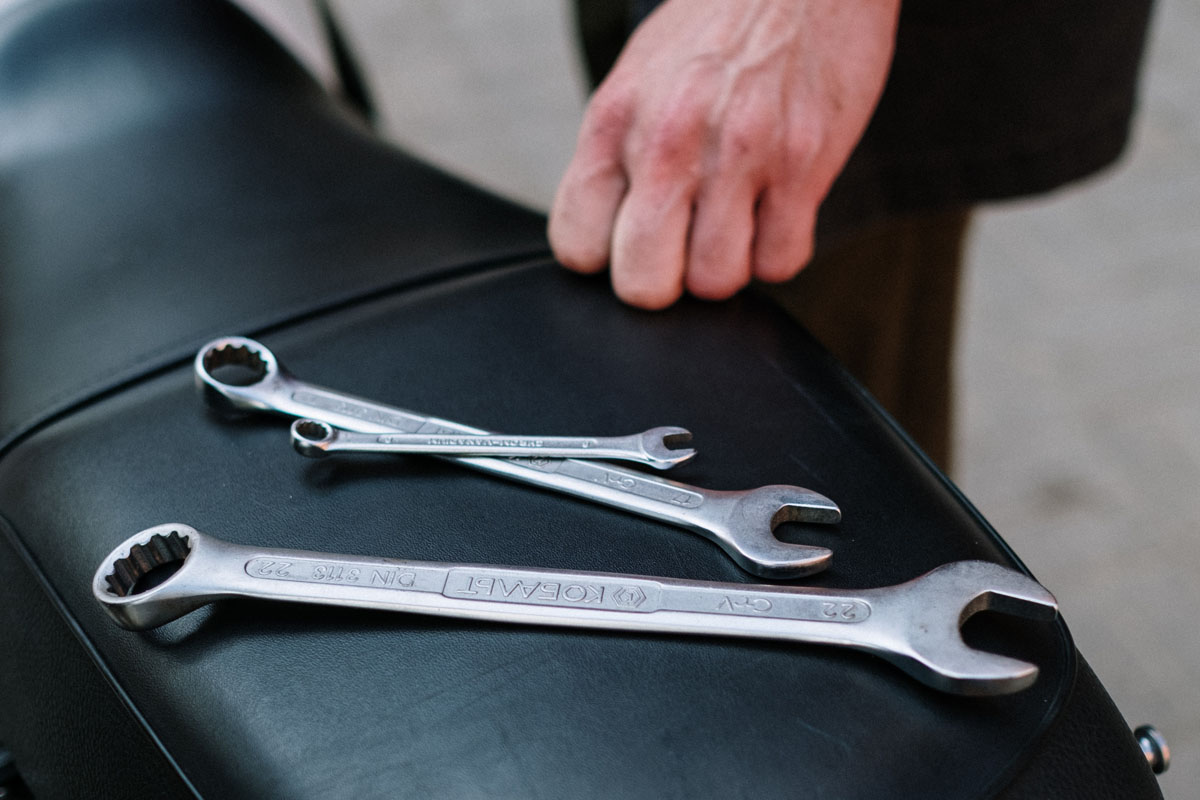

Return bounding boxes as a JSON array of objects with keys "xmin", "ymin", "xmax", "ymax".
[
  {"xmin": 241, "ymin": 552, "xmax": 873, "ymax": 628},
  {"xmin": 95, "ymin": 526, "xmax": 1058, "ymax": 695},
  {"xmin": 292, "ymin": 422, "xmax": 694, "ymax": 469},
  {"xmin": 266, "ymin": 384, "xmax": 714, "ymax": 515},
  {"xmin": 289, "ymin": 387, "xmax": 696, "ymax": 491},
  {"xmin": 372, "ymin": 433, "xmax": 615, "ymax": 454}
]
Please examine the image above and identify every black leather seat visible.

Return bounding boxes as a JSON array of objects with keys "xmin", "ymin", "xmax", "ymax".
[{"xmin": 0, "ymin": 2, "xmax": 1162, "ymax": 797}]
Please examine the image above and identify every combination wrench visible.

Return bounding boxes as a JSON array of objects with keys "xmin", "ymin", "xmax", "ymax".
[
  {"xmin": 195, "ymin": 337, "xmax": 841, "ymax": 578},
  {"xmin": 94, "ymin": 524, "xmax": 1059, "ymax": 696},
  {"xmin": 289, "ymin": 418, "xmax": 697, "ymax": 470}
]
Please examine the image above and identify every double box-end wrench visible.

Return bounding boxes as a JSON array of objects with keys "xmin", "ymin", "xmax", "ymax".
[
  {"xmin": 289, "ymin": 419, "xmax": 696, "ymax": 470},
  {"xmin": 195, "ymin": 337, "xmax": 841, "ymax": 579},
  {"xmin": 94, "ymin": 525, "xmax": 1059, "ymax": 696}
]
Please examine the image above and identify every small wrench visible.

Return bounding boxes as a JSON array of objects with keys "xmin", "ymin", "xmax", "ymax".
[
  {"xmin": 94, "ymin": 525, "xmax": 1058, "ymax": 696},
  {"xmin": 194, "ymin": 337, "xmax": 841, "ymax": 578},
  {"xmin": 289, "ymin": 418, "xmax": 697, "ymax": 470}
]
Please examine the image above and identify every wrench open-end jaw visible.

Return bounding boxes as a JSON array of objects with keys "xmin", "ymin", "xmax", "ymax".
[
  {"xmin": 636, "ymin": 427, "xmax": 697, "ymax": 469},
  {"xmin": 95, "ymin": 525, "xmax": 1057, "ymax": 695},
  {"xmin": 864, "ymin": 561, "xmax": 1060, "ymax": 696},
  {"xmin": 194, "ymin": 337, "xmax": 841, "ymax": 579}
]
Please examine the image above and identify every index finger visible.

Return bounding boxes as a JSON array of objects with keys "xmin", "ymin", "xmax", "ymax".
[{"xmin": 548, "ymin": 93, "xmax": 633, "ymax": 274}]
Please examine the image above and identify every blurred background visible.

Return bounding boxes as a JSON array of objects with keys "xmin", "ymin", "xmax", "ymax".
[{"xmin": 244, "ymin": 1, "xmax": 1198, "ymax": 795}]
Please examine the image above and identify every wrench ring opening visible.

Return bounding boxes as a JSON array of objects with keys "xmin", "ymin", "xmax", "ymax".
[
  {"xmin": 293, "ymin": 419, "xmax": 333, "ymax": 443},
  {"xmin": 291, "ymin": 419, "xmax": 335, "ymax": 457},
  {"xmin": 103, "ymin": 529, "xmax": 191, "ymax": 597},
  {"xmin": 200, "ymin": 341, "xmax": 271, "ymax": 387}
]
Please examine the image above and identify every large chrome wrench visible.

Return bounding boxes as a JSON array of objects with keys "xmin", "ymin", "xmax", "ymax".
[
  {"xmin": 194, "ymin": 337, "xmax": 841, "ymax": 578},
  {"xmin": 94, "ymin": 524, "xmax": 1059, "ymax": 696}
]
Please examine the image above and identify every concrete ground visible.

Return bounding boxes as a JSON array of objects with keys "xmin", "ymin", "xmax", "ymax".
[{"xmin": 247, "ymin": 1, "xmax": 1198, "ymax": 795}]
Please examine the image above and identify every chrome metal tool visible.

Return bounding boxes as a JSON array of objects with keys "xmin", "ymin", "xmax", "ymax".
[
  {"xmin": 95, "ymin": 524, "xmax": 1058, "ymax": 696},
  {"xmin": 195, "ymin": 337, "xmax": 841, "ymax": 578},
  {"xmin": 289, "ymin": 418, "xmax": 696, "ymax": 470}
]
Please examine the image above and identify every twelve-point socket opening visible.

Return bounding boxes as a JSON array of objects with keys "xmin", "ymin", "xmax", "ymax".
[
  {"xmin": 201, "ymin": 343, "xmax": 269, "ymax": 387},
  {"xmin": 105, "ymin": 530, "xmax": 191, "ymax": 597},
  {"xmin": 293, "ymin": 419, "xmax": 333, "ymax": 443}
]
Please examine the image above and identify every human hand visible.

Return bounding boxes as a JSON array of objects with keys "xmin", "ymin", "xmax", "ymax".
[{"xmin": 549, "ymin": 0, "xmax": 901, "ymax": 309}]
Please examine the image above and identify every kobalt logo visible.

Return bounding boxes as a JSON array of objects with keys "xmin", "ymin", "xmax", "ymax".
[{"xmin": 612, "ymin": 586, "xmax": 647, "ymax": 608}]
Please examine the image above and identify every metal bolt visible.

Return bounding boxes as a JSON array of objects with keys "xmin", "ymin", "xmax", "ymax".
[{"xmin": 1134, "ymin": 725, "xmax": 1170, "ymax": 774}]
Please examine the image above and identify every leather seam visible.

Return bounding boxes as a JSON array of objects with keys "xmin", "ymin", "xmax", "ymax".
[{"xmin": 0, "ymin": 248, "xmax": 552, "ymax": 460}]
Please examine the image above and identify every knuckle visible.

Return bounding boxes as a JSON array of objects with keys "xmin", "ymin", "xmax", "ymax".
[
  {"xmin": 782, "ymin": 121, "xmax": 824, "ymax": 166},
  {"xmin": 629, "ymin": 86, "xmax": 713, "ymax": 176},
  {"xmin": 639, "ymin": 108, "xmax": 705, "ymax": 170},
  {"xmin": 615, "ymin": 278, "xmax": 681, "ymax": 310},
  {"xmin": 548, "ymin": 214, "xmax": 610, "ymax": 274},
  {"xmin": 754, "ymin": 257, "xmax": 805, "ymax": 284},
  {"xmin": 721, "ymin": 107, "xmax": 776, "ymax": 162},
  {"xmin": 582, "ymin": 86, "xmax": 634, "ymax": 141},
  {"xmin": 686, "ymin": 272, "xmax": 747, "ymax": 301},
  {"xmin": 551, "ymin": 238, "xmax": 609, "ymax": 274},
  {"xmin": 754, "ymin": 233, "xmax": 813, "ymax": 282},
  {"xmin": 686, "ymin": 255, "xmax": 749, "ymax": 300},
  {"xmin": 751, "ymin": 196, "xmax": 816, "ymax": 283}
]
